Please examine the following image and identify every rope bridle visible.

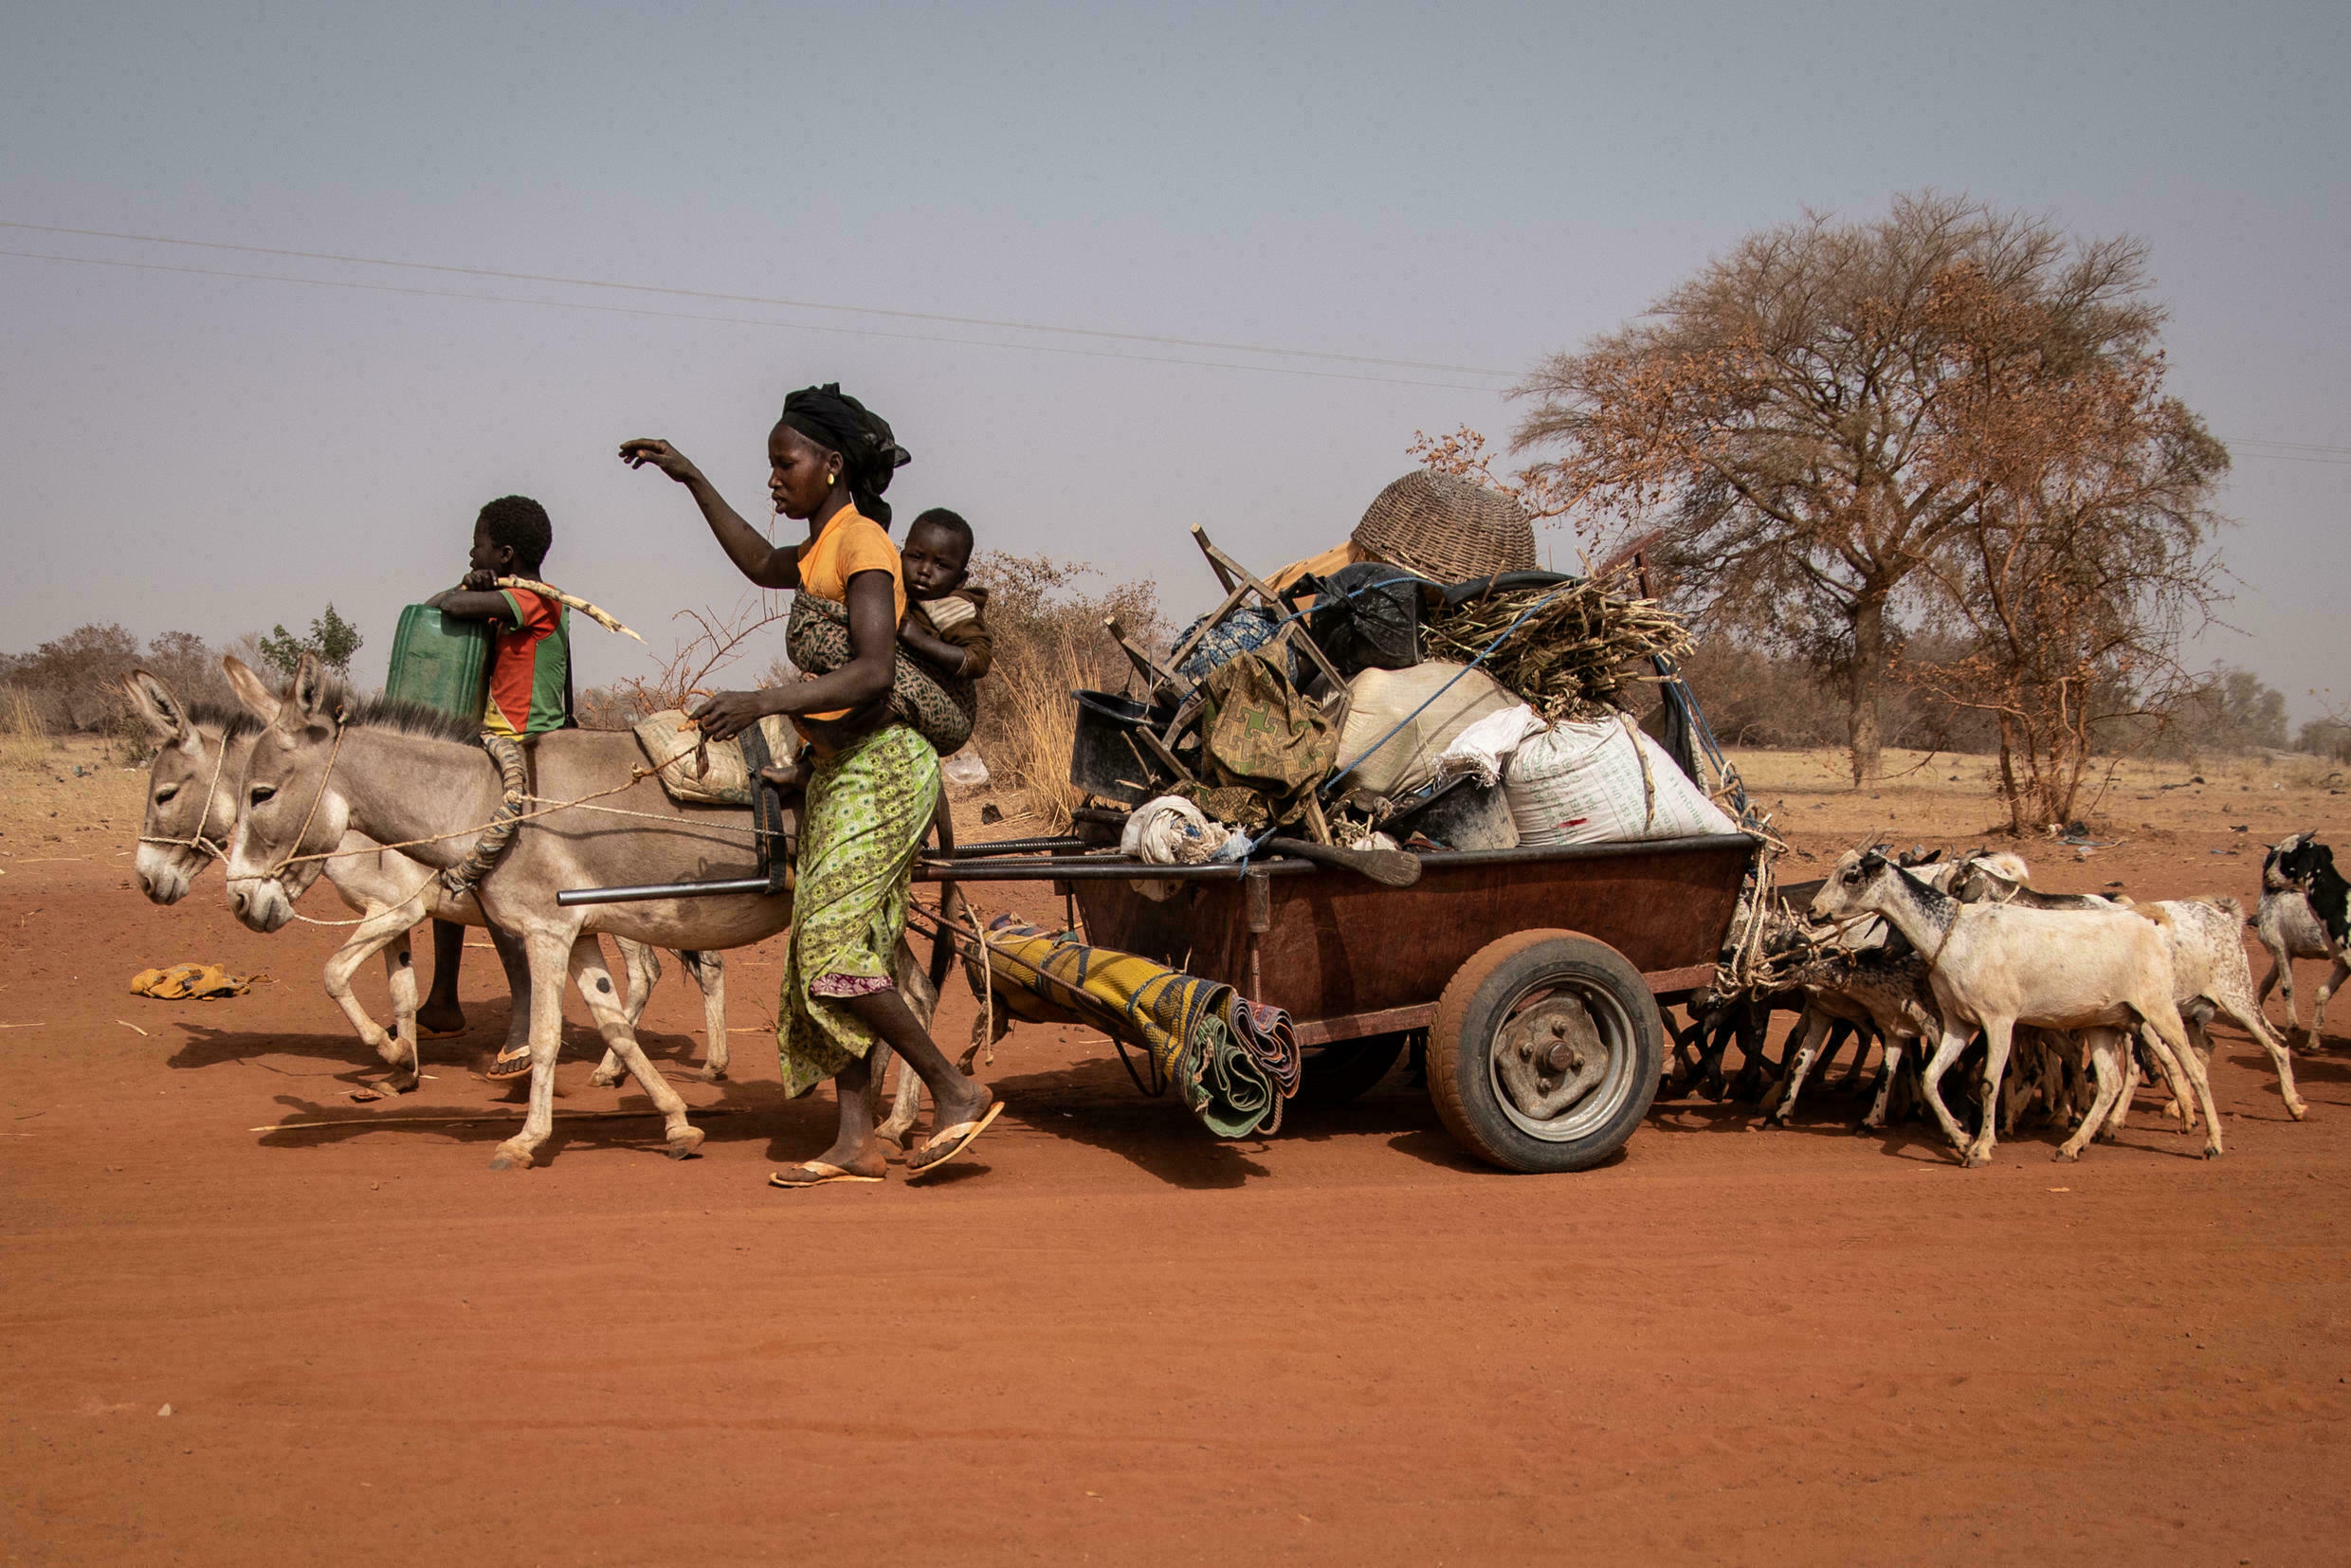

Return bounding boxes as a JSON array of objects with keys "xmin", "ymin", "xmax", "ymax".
[
  {"xmin": 136, "ymin": 730, "xmax": 233, "ymax": 864},
  {"xmin": 224, "ymin": 720, "xmax": 350, "ymax": 889}
]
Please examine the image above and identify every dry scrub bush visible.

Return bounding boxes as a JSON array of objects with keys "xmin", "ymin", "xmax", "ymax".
[
  {"xmin": 968, "ymin": 553, "xmax": 1164, "ymax": 830},
  {"xmin": 578, "ymin": 592, "xmax": 790, "ymax": 729}
]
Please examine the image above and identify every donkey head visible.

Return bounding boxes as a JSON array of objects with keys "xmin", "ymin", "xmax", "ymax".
[
  {"xmin": 223, "ymin": 653, "xmax": 347, "ymax": 932},
  {"xmin": 123, "ymin": 669, "xmax": 249, "ymax": 904}
]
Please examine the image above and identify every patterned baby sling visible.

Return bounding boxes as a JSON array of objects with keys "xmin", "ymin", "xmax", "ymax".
[{"xmin": 786, "ymin": 593, "xmax": 976, "ymax": 757}]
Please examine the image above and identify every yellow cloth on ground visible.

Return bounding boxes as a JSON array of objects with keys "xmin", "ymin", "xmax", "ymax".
[{"xmin": 129, "ymin": 964, "xmax": 255, "ymax": 999}]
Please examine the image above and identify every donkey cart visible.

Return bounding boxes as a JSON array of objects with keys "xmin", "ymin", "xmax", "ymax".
[{"xmin": 910, "ymin": 827, "xmax": 1759, "ymax": 1173}]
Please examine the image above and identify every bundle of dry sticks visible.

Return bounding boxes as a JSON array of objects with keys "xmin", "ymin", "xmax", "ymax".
[{"xmin": 1421, "ymin": 571, "xmax": 1693, "ymax": 721}]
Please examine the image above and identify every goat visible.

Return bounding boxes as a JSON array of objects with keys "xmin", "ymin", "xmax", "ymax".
[
  {"xmin": 1760, "ymin": 943, "xmax": 1936, "ymax": 1131},
  {"xmin": 2256, "ymin": 831, "xmax": 2350, "ymax": 1046},
  {"xmin": 1950, "ymin": 863, "xmax": 2305, "ymax": 1122},
  {"xmin": 1811, "ymin": 849, "xmax": 2219, "ymax": 1165}
]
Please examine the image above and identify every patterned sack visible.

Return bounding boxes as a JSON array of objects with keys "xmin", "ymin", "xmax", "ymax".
[
  {"xmin": 1194, "ymin": 649, "xmax": 1337, "ymax": 827},
  {"xmin": 786, "ymin": 593, "xmax": 977, "ymax": 757}
]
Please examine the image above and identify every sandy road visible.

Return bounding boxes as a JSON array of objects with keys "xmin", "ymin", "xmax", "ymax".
[{"xmin": 4, "ymin": 834, "xmax": 2350, "ymax": 1564}]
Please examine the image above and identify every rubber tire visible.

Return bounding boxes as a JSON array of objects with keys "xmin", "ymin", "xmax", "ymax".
[
  {"xmin": 1428, "ymin": 929, "xmax": 1663, "ymax": 1173},
  {"xmin": 1293, "ymin": 1031, "xmax": 1411, "ymax": 1107}
]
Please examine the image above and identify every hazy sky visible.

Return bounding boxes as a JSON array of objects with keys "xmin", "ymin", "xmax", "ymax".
[{"xmin": 4, "ymin": 2, "xmax": 2345, "ymax": 713}]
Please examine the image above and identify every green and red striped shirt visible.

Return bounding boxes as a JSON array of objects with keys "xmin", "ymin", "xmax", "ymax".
[{"xmin": 483, "ymin": 587, "xmax": 571, "ymax": 737}]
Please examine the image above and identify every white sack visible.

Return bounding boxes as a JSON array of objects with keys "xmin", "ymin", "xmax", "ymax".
[
  {"xmin": 1506, "ymin": 715, "xmax": 1740, "ymax": 846},
  {"xmin": 1431, "ymin": 703, "xmax": 1548, "ymax": 790},
  {"xmin": 1333, "ymin": 662, "xmax": 1518, "ymax": 801}
]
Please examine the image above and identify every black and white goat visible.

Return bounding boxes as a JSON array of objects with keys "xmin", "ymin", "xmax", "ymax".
[{"xmin": 2256, "ymin": 831, "xmax": 2350, "ymax": 1046}]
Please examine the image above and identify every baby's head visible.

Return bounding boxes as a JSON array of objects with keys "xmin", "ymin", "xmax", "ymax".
[
  {"xmin": 470, "ymin": 495, "xmax": 553, "ymax": 578},
  {"xmin": 902, "ymin": 508, "xmax": 974, "ymax": 601}
]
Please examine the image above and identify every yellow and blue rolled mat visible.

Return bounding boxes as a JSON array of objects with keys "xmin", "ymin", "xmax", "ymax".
[{"xmin": 979, "ymin": 918, "xmax": 1300, "ymax": 1138}]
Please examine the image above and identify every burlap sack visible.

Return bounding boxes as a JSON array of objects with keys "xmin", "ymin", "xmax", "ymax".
[{"xmin": 632, "ymin": 711, "xmax": 800, "ymax": 807}]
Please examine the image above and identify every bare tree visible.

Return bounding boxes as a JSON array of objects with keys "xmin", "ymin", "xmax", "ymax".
[
  {"xmin": 1512, "ymin": 191, "xmax": 2175, "ymax": 783},
  {"xmin": 1899, "ymin": 261, "xmax": 2230, "ymax": 829}
]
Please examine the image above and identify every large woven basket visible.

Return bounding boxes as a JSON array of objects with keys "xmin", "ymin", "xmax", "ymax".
[{"xmin": 1352, "ymin": 471, "xmax": 1538, "ymax": 583}]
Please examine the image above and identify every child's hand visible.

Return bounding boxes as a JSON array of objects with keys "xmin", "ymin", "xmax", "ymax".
[
  {"xmin": 462, "ymin": 569, "xmax": 499, "ymax": 592},
  {"xmin": 618, "ymin": 438, "xmax": 703, "ymax": 485}
]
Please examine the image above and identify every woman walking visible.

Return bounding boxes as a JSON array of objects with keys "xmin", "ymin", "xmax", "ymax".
[{"xmin": 620, "ymin": 384, "xmax": 1000, "ymax": 1186}]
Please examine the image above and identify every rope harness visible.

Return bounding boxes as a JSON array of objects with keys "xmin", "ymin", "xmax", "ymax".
[{"xmin": 135, "ymin": 733, "xmax": 233, "ymax": 864}]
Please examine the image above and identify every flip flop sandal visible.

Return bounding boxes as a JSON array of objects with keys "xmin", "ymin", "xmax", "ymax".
[
  {"xmin": 484, "ymin": 1046, "xmax": 533, "ymax": 1080},
  {"xmin": 769, "ymin": 1161, "xmax": 884, "ymax": 1188},
  {"xmin": 906, "ymin": 1101, "xmax": 1005, "ymax": 1179}
]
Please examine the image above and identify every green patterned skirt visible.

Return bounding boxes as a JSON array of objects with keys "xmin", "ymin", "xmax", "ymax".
[{"xmin": 775, "ymin": 722, "xmax": 942, "ymax": 1098}]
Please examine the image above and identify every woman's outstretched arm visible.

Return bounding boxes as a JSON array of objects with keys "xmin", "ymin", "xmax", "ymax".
[
  {"xmin": 689, "ymin": 569, "xmax": 898, "ymax": 740},
  {"xmin": 619, "ymin": 438, "xmax": 801, "ymax": 590}
]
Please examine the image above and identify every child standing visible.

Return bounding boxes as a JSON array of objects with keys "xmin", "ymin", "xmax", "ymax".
[{"xmin": 413, "ymin": 495, "xmax": 571, "ymax": 1044}]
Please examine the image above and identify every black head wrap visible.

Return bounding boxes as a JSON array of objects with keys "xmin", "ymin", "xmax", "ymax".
[{"xmin": 776, "ymin": 383, "xmax": 912, "ymax": 527}]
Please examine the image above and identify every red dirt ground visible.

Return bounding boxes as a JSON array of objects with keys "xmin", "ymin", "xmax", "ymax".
[{"xmin": 5, "ymin": 822, "xmax": 2350, "ymax": 1563}]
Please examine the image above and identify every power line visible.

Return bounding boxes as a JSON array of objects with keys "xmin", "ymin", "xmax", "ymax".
[
  {"xmin": 0, "ymin": 247, "xmax": 1506, "ymax": 392},
  {"xmin": 0, "ymin": 218, "xmax": 1522, "ymax": 381},
  {"xmin": 7, "ymin": 225, "xmax": 2342, "ymax": 463}
]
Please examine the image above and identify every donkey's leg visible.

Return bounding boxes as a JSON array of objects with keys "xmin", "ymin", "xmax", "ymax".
[
  {"xmin": 490, "ymin": 925, "xmax": 575, "ymax": 1172},
  {"xmin": 591, "ymin": 938, "xmax": 660, "ymax": 1088},
  {"xmin": 683, "ymin": 950, "xmax": 730, "ymax": 1083},
  {"xmin": 383, "ymin": 926, "xmax": 419, "ymax": 1081},
  {"xmin": 620, "ymin": 939, "xmax": 662, "ymax": 1030},
  {"xmin": 321, "ymin": 900, "xmax": 428, "ymax": 1067},
  {"xmin": 567, "ymin": 938, "xmax": 702, "ymax": 1159}
]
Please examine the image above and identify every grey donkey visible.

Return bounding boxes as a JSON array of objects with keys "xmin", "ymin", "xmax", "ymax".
[{"xmin": 124, "ymin": 668, "xmax": 729, "ymax": 1089}]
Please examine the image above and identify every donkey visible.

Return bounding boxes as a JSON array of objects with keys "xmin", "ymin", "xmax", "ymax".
[
  {"xmin": 219, "ymin": 654, "xmax": 963, "ymax": 1170},
  {"xmin": 124, "ymin": 669, "xmax": 729, "ymax": 1089}
]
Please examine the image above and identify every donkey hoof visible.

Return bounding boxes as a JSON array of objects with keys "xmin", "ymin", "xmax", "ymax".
[
  {"xmin": 665, "ymin": 1126, "xmax": 705, "ymax": 1160},
  {"xmin": 589, "ymin": 1071, "xmax": 623, "ymax": 1090},
  {"xmin": 698, "ymin": 1067, "xmax": 728, "ymax": 1084},
  {"xmin": 489, "ymin": 1140, "xmax": 535, "ymax": 1171}
]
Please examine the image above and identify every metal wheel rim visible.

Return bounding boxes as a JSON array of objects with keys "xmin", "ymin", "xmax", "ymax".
[{"xmin": 1486, "ymin": 973, "xmax": 1639, "ymax": 1142}]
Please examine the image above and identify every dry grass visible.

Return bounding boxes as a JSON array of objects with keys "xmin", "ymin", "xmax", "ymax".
[
  {"xmin": 987, "ymin": 638, "xmax": 1089, "ymax": 832},
  {"xmin": 2, "ymin": 685, "xmax": 54, "ymax": 773}
]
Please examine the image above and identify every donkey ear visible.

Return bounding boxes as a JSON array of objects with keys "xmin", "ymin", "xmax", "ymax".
[
  {"xmin": 221, "ymin": 656, "xmax": 281, "ymax": 723},
  {"xmin": 121, "ymin": 669, "xmax": 190, "ymax": 744},
  {"xmin": 289, "ymin": 653, "xmax": 339, "ymax": 726}
]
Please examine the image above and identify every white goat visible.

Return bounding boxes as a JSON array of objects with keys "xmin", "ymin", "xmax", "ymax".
[
  {"xmin": 1812, "ymin": 850, "xmax": 2219, "ymax": 1165},
  {"xmin": 1946, "ymin": 862, "xmax": 2306, "ymax": 1124}
]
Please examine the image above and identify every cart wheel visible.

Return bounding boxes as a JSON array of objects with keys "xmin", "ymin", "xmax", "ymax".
[
  {"xmin": 1428, "ymin": 930, "xmax": 1662, "ymax": 1173},
  {"xmin": 1294, "ymin": 1031, "xmax": 1412, "ymax": 1107}
]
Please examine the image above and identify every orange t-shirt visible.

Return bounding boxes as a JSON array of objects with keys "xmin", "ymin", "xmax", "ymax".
[{"xmin": 794, "ymin": 502, "xmax": 904, "ymax": 721}]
